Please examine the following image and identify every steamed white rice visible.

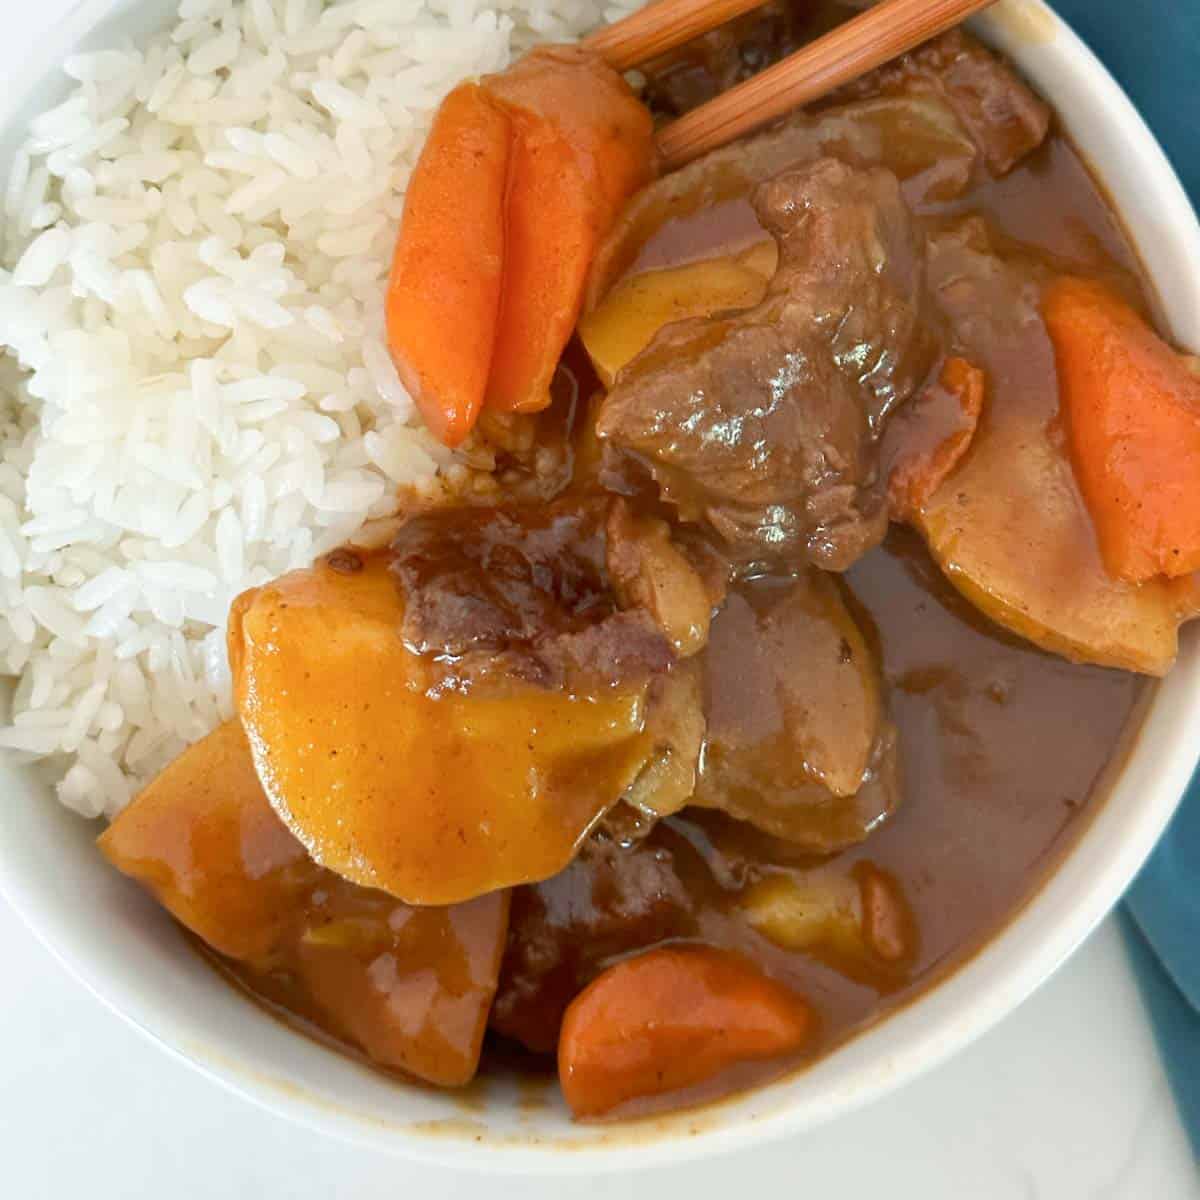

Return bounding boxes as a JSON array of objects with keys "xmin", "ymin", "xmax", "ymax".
[{"xmin": 0, "ymin": 0, "xmax": 637, "ymax": 818}]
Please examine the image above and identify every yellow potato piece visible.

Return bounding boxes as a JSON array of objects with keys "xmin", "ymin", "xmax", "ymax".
[
  {"xmin": 228, "ymin": 553, "xmax": 655, "ymax": 905},
  {"xmin": 915, "ymin": 439, "xmax": 1195, "ymax": 674},
  {"xmin": 739, "ymin": 872, "xmax": 864, "ymax": 959},
  {"xmin": 739, "ymin": 864, "xmax": 917, "ymax": 988},
  {"xmin": 578, "ymin": 242, "xmax": 776, "ymax": 387},
  {"xmin": 702, "ymin": 573, "xmax": 882, "ymax": 801},
  {"xmin": 690, "ymin": 574, "xmax": 898, "ymax": 853},
  {"xmin": 98, "ymin": 720, "xmax": 312, "ymax": 963},
  {"xmin": 914, "ymin": 421, "xmax": 1192, "ymax": 674},
  {"xmin": 913, "ymin": 231, "xmax": 1195, "ymax": 676},
  {"xmin": 99, "ymin": 719, "xmax": 513, "ymax": 1087}
]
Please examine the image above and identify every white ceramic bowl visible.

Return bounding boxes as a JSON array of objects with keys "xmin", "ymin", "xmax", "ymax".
[{"xmin": 1, "ymin": 0, "xmax": 1198, "ymax": 1174}]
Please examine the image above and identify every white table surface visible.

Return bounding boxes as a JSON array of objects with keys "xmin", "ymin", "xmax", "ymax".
[{"xmin": 1, "ymin": 1, "xmax": 1198, "ymax": 1195}]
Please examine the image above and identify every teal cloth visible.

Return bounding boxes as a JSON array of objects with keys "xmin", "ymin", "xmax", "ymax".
[{"xmin": 1048, "ymin": 0, "xmax": 1200, "ymax": 1160}]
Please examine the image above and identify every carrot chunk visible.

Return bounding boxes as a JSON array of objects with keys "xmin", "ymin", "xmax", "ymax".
[
  {"xmin": 482, "ymin": 48, "xmax": 655, "ymax": 413},
  {"xmin": 1044, "ymin": 277, "xmax": 1200, "ymax": 582},
  {"xmin": 385, "ymin": 84, "xmax": 510, "ymax": 447},
  {"xmin": 385, "ymin": 50, "xmax": 653, "ymax": 440},
  {"xmin": 482, "ymin": 112, "xmax": 597, "ymax": 413},
  {"xmin": 557, "ymin": 946, "xmax": 812, "ymax": 1119}
]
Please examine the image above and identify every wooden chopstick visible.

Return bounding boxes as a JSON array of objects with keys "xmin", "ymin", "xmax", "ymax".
[
  {"xmin": 583, "ymin": 0, "xmax": 773, "ymax": 73},
  {"xmin": 655, "ymin": 0, "xmax": 996, "ymax": 169}
]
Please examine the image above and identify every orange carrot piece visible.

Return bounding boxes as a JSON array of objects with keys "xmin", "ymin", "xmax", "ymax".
[
  {"xmin": 854, "ymin": 862, "xmax": 919, "ymax": 966},
  {"xmin": 484, "ymin": 48, "xmax": 656, "ymax": 234},
  {"xmin": 1044, "ymin": 277, "xmax": 1200, "ymax": 582},
  {"xmin": 482, "ymin": 114, "xmax": 597, "ymax": 414},
  {"xmin": 482, "ymin": 48, "xmax": 656, "ymax": 413},
  {"xmin": 888, "ymin": 356, "xmax": 985, "ymax": 521},
  {"xmin": 557, "ymin": 946, "xmax": 812, "ymax": 1119},
  {"xmin": 386, "ymin": 84, "xmax": 511, "ymax": 447}
]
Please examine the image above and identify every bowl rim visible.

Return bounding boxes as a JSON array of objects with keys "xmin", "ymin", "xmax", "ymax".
[{"xmin": 1, "ymin": 0, "xmax": 1199, "ymax": 1174}]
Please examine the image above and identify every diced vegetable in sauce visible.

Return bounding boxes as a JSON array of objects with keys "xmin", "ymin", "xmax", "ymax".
[
  {"xmin": 384, "ymin": 84, "xmax": 510, "ymax": 446},
  {"xmin": 717, "ymin": 573, "xmax": 882, "ymax": 802},
  {"xmin": 558, "ymin": 946, "xmax": 812, "ymax": 1119},
  {"xmin": 481, "ymin": 48, "xmax": 657, "ymax": 415},
  {"xmin": 1044, "ymin": 276, "xmax": 1200, "ymax": 583},
  {"xmin": 908, "ymin": 226, "xmax": 1195, "ymax": 675},
  {"xmin": 386, "ymin": 47, "xmax": 654, "ymax": 444},
  {"xmin": 693, "ymin": 571, "xmax": 897, "ymax": 849},
  {"xmin": 886, "ymin": 356, "xmax": 986, "ymax": 522},
  {"xmin": 229, "ymin": 550, "xmax": 658, "ymax": 904},
  {"xmin": 739, "ymin": 862, "xmax": 917, "ymax": 976},
  {"xmin": 99, "ymin": 722, "xmax": 509, "ymax": 1086}
]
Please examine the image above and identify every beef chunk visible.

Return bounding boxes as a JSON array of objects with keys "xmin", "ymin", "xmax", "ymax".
[
  {"xmin": 839, "ymin": 29, "xmax": 1050, "ymax": 175},
  {"xmin": 391, "ymin": 498, "xmax": 678, "ymax": 692},
  {"xmin": 390, "ymin": 495, "xmax": 728, "ymax": 694},
  {"xmin": 597, "ymin": 158, "xmax": 934, "ymax": 571},
  {"xmin": 490, "ymin": 828, "xmax": 706, "ymax": 1054},
  {"xmin": 640, "ymin": 0, "xmax": 808, "ymax": 118},
  {"xmin": 392, "ymin": 502, "xmax": 609, "ymax": 655},
  {"xmin": 393, "ymin": 499, "xmax": 624, "ymax": 689}
]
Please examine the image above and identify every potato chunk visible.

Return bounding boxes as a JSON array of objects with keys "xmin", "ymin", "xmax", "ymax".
[
  {"xmin": 228, "ymin": 551, "xmax": 655, "ymax": 905},
  {"xmin": 703, "ymin": 572, "xmax": 882, "ymax": 799},
  {"xmin": 99, "ymin": 722, "xmax": 510, "ymax": 1087},
  {"xmin": 579, "ymin": 242, "xmax": 776, "ymax": 387},
  {"xmin": 739, "ymin": 862, "xmax": 917, "ymax": 982},
  {"xmin": 99, "ymin": 720, "xmax": 310, "ymax": 963},
  {"xmin": 912, "ymin": 225, "xmax": 1195, "ymax": 675}
]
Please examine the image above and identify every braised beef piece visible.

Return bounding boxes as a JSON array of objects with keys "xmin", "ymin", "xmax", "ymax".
[
  {"xmin": 640, "ymin": 0, "xmax": 809, "ymax": 118},
  {"xmin": 491, "ymin": 827, "xmax": 707, "ymax": 1053},
  {"xmin": 390, "ymin": 499, "xmax": 673, "ymax": 692},
  {"xmin": 597, "ymin": 158, "xmax": 935, "ymax": 571},
  {"xmin": 390, "ymin": 493, "xmax": 731, "ymax": 694},
  {"xmin": 835, "ymin": 29, "xmax": 1050, "ymax": 175}
]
